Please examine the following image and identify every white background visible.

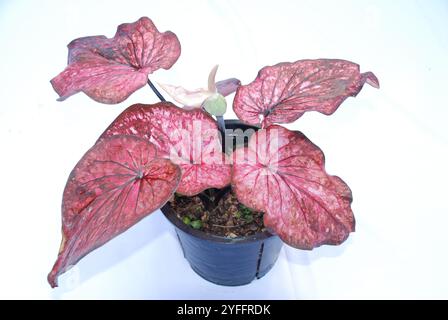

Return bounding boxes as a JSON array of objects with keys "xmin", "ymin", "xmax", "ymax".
[{"xmin": 0, "ymin": 0, "xmax": 447, "ymax": 299}]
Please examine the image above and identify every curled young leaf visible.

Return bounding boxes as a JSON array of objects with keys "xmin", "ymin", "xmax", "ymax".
[
  {"xmin": 99, "ymin": 102, "xmax": 231, "ymax": 196},
  {"xmin": 233, "ymin": 59, "xmax": 379, "ymax": 127},
  {"xmin": 157, "ymin": 65, "xmax": 240, "ymax": 109},
  {"xmin": 216, "ymin": 78, "xmax": 241, "ymax": 97},
  {"xmin": 156, "ymin": 82, "xmax": 213, "ymax": 108},
  {"xmin": 231, "ymin": 125, "xmax": 355, "ymax": 249},
  {"xmin": 48, "ymin": 135, "xmax": 180, "ymax": 287},
  {"xmin": 51, "ymin": 17, "xmax": 181, "ymax": 104}
]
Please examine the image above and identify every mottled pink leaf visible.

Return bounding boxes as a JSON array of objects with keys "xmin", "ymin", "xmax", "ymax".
[
  {"xmin": 231, "ymin": 125, "xmax": 354, "ymax": 249},
  {"xmin": 233, "ymin": 59, "xmax": 379, "ymax": 127},
  {"xmin": 99, "ymin": 102, "xmax": 231, "ymax": 196},
  {"xmin": 48, "ymin": 135, "xmax": 180, "ymax": 287},
  {"xmin": 51, "ymin": 17, "xmax": 181, "ymax": 104}
]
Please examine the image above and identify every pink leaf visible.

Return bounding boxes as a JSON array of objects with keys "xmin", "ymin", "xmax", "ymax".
[
  {"xmin": 233, "ymin": 59, "xmax": 379, "ymax": 127},
  {"xmin": 231, "ymin": 125, "xmax": 355, "ymax": 249},
  {"xmin": 48, "ymin": 135, "xmax": 180, "ymax": 287},
  {"xmin": 99, "ymin": 102, "xmax": 231, "ymax": 196},
  {"xmin": 51, "ymin": 17, "xmax": 181, "ymax": 104}
]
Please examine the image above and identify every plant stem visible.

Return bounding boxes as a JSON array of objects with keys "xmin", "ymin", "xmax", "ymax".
[
  {"xmin": 147, "ymin": 79, "xmax": 166, "ymax": 102},
  {"xmin": 198, "ymin": 193, "xmax": 214, "ymax": 211},
  {"xmin": 216, "ymin": 115, "xmax": 226, "ymax": 134}
]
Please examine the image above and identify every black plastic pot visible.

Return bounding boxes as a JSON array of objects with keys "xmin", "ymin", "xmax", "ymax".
[{"xmin": 161, "ymin": 120, "xmax": 283, "ymax": 286}]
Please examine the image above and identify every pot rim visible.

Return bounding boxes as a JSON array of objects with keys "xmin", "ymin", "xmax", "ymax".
[{"xmin": 161, "ymin": 119, "xmax": 276, "ymax": 244}]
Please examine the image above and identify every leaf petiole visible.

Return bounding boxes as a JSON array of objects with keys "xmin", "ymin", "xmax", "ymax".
[{"xmin": 147, "ymin": 79, "xmax": 166, "ymax": 102}]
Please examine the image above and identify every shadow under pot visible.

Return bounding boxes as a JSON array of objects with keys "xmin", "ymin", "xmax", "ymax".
[{"xmin": 161, "ymin": 120, "xmax": 283, "ymax": 286}]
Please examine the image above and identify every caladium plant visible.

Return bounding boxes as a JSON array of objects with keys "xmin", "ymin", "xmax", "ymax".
[
  {"xmin": 48, "ymin": 17, "xmax": 378, "ymax": 287},
  {"xmin": 51, "ymin": 17, "xmax": 181, "ymax": 104},
  {"xmin": 231, "ymin": 125, "xmax": 354, "ymax": 249},
  {"xmin": 48, "ymin": 135, "xmax": 180, "ymax": 287},
  {"xmin": 233, "ymin": 59, "xmax": 379, "ymax": 128}
]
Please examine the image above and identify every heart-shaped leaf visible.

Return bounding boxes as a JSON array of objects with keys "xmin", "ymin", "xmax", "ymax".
[
  {"xmin": 51, "ymin": 17, "xmax": 181, "ymax": 104},
  {"xmin": 233, "ymin": 59, "xmax": 379, "ymax": 127},
  {"xmin": 231, "ymin": 125, "xmax": 355, "ymax": 249},
  {"xmin": 48, "ymin": 135, "xmax": 180, "ymax": 287},
  {"xmin": 99, "ymin": 102, "xmax": 231, "ymax": 196}
]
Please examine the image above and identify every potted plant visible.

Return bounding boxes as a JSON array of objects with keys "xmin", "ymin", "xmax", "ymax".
[{"xmin": 48, "ymin": 17, "xmax": 379, "ymax": 288}]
